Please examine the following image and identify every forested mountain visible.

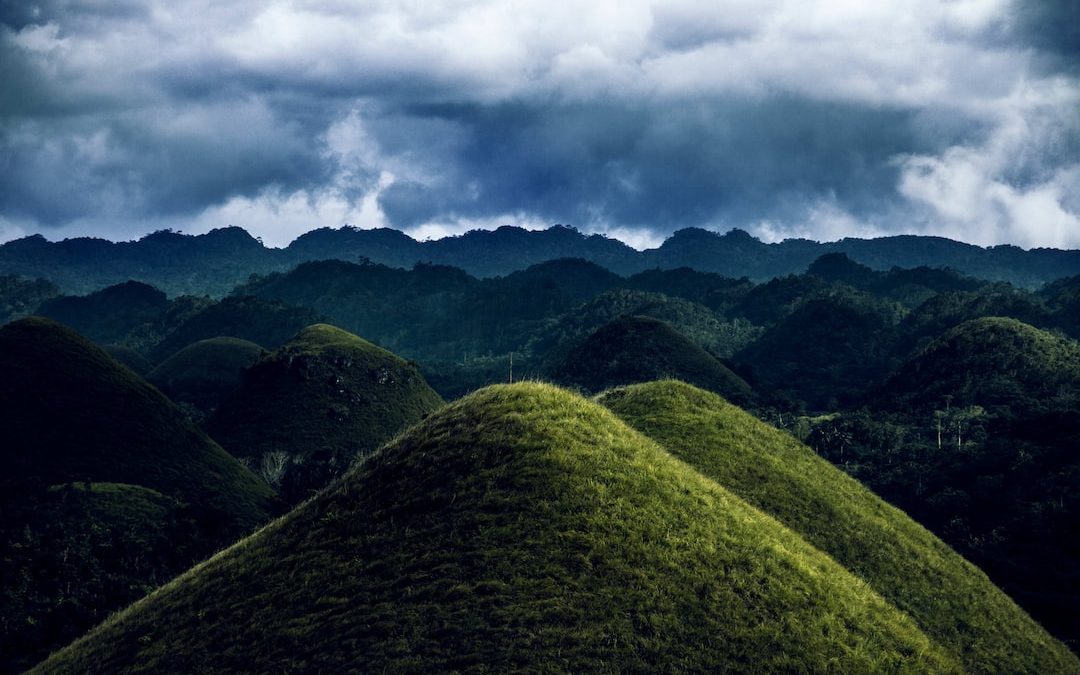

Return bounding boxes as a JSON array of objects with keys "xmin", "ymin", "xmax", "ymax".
[{"xmin": 3, "ymin": 224, "xmax": 1078, "ymax": 296}]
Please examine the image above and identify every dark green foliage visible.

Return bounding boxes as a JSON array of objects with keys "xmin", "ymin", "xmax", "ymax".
[
  {"xmin": 1040, "ymin": 274, "xmax": 1080, "ymax": 339},
  {"xmin": 36, "ymin": 281, "xmax": 170, "ymax": 345},
  {"xmin": 0, "ymin": 318, "xmax": 277, "ymax": 672},
  {"xmin": 879, "ymin": 317, "xmax": 1080, "ymax": 415},
  {"xmin": 147, "ymin": 337, "xmax": 266, "ymax": 418},
  {"xmin": 205, "ymin": 324, "xmax": 443, "ymax": 503},
  {"xmin": 624, "ymin": 267, "xmax": 754, "ymax": 313},
  {"xmin": 148, "ymin": 296, "xmax": 323, "ymax": 362},
  {"xmin": 0, "ymin": 317, "xmax": 276, "ymax": 525},
  {"xmin": 102, "ymin": 345, "xmax": 155, "ymax": 376},
  {"xmin": 0, "ymin": 483, "xmax": 223, "ymax": 673},
  {"xmin": 735, "ymin": 293, "xmax": 904, "ymax": 410},
  {"xmin": 39, "ymin": 384, "xmax": 958, "ymax": 674},
  {"xmin": 550, "ymin": 316, "xmax": 753, "ymax": 403},
  {"xmin": 598, "ymin": 381, "xmax": 1079, "ymax": 674},
  {"xmin": 0, "ymin": 274, "xmax": 58, "ymax": 324},
  {"xmin": 727, "ymin": 273, "xmax": 834, "ymax": 325}
]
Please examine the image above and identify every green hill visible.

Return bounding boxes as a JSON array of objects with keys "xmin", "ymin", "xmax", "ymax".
[
  {"xmin": 36, "ymin": 281, "xmax": 170, "ymax": 345},
  {"xmin": 879, "ymin": 316, "xmax": 1080, "ymax": 413},
  {"xmin": 148, "ymin": 295, "xmax": 323, "ymax": 363},
  {"xmin": 0, "ymin": 317, "xmax": 276, "ymax": 525},
  {"xmin": 549, "ymin": 315, "xmax": 752, "ymax": 403},
  {"xmin": 39, "ymin": 383, "xmax": 958, "ymax": 673},
  {"xmin": 597, "ymin": 380, "xmax": 1078, "ymax": 673},
  {"xmin": 148, "ymin": 337, "xmax": 266, "ymax": 418},
  {"xmin": 0, "ymin": 318, "xmax": 277, "ymax": 672},
  {"xmin": 102, "ymin": 344, "xmax": 155, "ymax": 376},
  {"xmin": 205, "ymin": 324, "xmax": 443, "ymax": 503}
]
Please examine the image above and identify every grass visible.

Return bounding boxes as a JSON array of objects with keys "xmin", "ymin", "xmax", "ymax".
[
  {"xmin": 39, "ymin": 383, "xmax": 957, "ymax": 673},
  {"xmin": 0, "ymin": 317, "xmax": 277, "ymax": 529},
  {"xmin": 147, "ymin": 337, "xmax": 265, "ymax": 414},
  {"xmin": 597, "ymin": 380, "xmax": 1080, "ymax": 674},
  {"xmin": 204, "ymin": 324, "xmax": 443, "ymax": 501},
  {"xmin": 550, "ymin": 315, "xmax": 753, "ymax": 403}
]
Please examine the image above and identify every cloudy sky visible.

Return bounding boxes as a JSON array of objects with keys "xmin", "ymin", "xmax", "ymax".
[{"xmin": 1, "ymin": 1, "xmax": 1078, "ymax": 249}]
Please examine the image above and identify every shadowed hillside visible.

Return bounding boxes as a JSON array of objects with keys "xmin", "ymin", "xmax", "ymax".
[
  {"xmin": 549, "ymin": 316, "xmax": 752, "ymax": 403},
  {"xmin": 598, "ymin": 380, "xmax": 1079, "ymax": 674},
  {"xmin": 205, "ymin": 324, "xmax": 443, "ymax": 503},
  {"xmin": 38, "ymin": 384, "xmax": 958, "ymax": 673},
  {"xmin": 0, "ymin": 318, "xmax": 277, "ymax": 672},
  {"xmin": 148, "ymin": 337, "xmax": 266, "ymax": 419}
]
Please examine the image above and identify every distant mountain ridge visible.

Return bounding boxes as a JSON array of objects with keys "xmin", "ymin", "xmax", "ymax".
[{"xmin": 3, "ymin": 224, "xmax": 1078, "ymax": 295}]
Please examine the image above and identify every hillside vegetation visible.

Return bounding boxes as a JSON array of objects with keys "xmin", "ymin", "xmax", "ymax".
[
  {"xmin": 0, "ymin": 318, "xmax": 277, "ymax": 671},
  {"xmin": 549, "ymin": 316, "xmax": 752, "ymax": 403},
  {"xmin": 205, "ymin": 324, "xmax": 443, "ymax": 503},
  {"xmin": 598, "ymin": 380, "xmax": 1079, "ymax": 673},
  {"xmin": 39, "ymin": 384, "xmax": 958, "ymax": 673},
  {"xmin": 148, "ymin": 337, "xmax": 266, "ymax": 418}
]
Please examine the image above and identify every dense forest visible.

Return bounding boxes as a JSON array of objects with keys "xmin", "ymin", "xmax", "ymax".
[{"xmin": 3, "ymin": 228, "xmax": 1080, "ymax": 670}]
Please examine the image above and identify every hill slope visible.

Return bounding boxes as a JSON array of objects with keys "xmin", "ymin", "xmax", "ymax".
[
  {"xmin": 39, "ymin": 383, "xmax": 957, "ymax": 673},
  {"xmin": 0, "ymin": 318, "xmax": 276, "ymax": 525},
  {"xmin": 597, "ymin": 380, "xmax": 1078, "ymax": 673},
  {"xmin": 148, "ymin": 337, "xmax": 266, "ymax": 417},
  {"xmin": 205, "ymin": 324, "xmax": 443, "ymax": 503},
  {"xmin": 0, "ymin": 318, "xmax": 277, "ymax": 671},
  {"xmin": 879, "ymin": 316, "xmax": 1080, "ymax": 413},
  {"xmin": 549, "ymin": 315, "xmax": 752, "ymax": 403}
]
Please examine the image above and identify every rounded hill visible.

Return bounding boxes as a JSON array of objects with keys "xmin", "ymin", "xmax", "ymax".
[
  {"xmin": 597, "ymin": 380, "xmax": 1079, "ymax": 674},
  {"xmin": 148, "ymin": 337, "xmax": 265, "ymax": 417},
  {"xmin": 0, "ymin": 317, "xmax": 276, "ymax": 526},
  {"xmin": 205, "ymin": 324, "xmax": 443, "ymax": 503},
  {"xmin": 549, "ymin": 315, "xmax": 752, "ymax": 403},
  {"xmin": 40, "ymin": 383, "xmax": 958, "ymax": 673},
  {"xmin": 878, "ymin": 316, "xmax": 1080, "ymax": 413}
]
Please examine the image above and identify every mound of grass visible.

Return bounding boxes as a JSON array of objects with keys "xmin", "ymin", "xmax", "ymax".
[
  {"xmin": 103, "ymin": 344, "xmax": 155, "ymax": 376},
  {"xmin": 549, "ymin": 315, "xmax": 752, "ymax": 403},
  {"xmin": 879, "ymin": 316, "xmax": 1080, "ymax": 413},
  {"xmin": 205, "ymin": 324, "xmax": 443, "ymax": 503},
  {"xmin": 39, "ymin": 383, "xmax": 957, "ymax": 673},
  {"xmin": 0, "ymin": 318, "xmax": 278, "ymax": 671},
  {"xmin": 0, "ymin": 317, "xmax": 276, "ymax": 527},
  {"xmin": 597, "ymin": 380, "xmax": 1079, "ymax": 673},
  {"xmin": 148, "ymin": 337, "xmax": 266, "ymax": 417}
]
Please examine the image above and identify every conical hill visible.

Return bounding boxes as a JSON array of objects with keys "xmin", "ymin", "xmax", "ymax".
[
  {"xmin": 549, "ymin": 315, "xmax": 752, "ymax": 403},
  {"xmin": 0, "ymin": 317, "xmax": 276, "ymax": 528},
  {"xmin": 597, "ymin": 380, "xmax": 1079, "ymax": 673},
  {"xmin": 204, "ymin": 324, "xmax": 443, "ymax": 502},
  {"xmin": 147, "ymin": 337, "xmax": 266, "ymax": 417},
  {"xmin": 39, "ymin": 384, "xmax": 958, "ymax": 673}
]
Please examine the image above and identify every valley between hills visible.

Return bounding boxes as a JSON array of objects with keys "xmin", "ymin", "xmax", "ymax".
[{"xmin": 2, "ymin": 225, "xmax": 1079, "ymax": 673}]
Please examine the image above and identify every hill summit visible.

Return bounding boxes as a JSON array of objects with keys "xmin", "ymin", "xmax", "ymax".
[
  {"xmin": 40, "ymin": 383, "xmax": 960, "ymax": 673},
  {"xmin": 597, "ymin": 380, "xmax": 1078, "ymax": 673},
  {"xmin": 205, "ymin": 324, "xmax": 443, "ymax": 502},
  {"xmin": 550, "ymin": 315, "xmax": 752, "ymax": 403}
]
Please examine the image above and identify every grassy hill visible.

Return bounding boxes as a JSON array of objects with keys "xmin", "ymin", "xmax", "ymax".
[
  {"xmin": 148, "ymin": 337, "xmax": 266, "ymax": 418},
  {"xmin": 549, "ymin": 315, "xmax": 752, "ymax": 403},
  {"xmin": 879, "ymin": 316, "xmax": 1080, "ymax": 414},
  {"xmin": 148, "ymin": 296, "xmax": 322, "ymax": 363},
  {"xmin": 205, "ymin": 324, "xmax": 443, "ymax": 503},
  {"xmin": 102, "ymin": 344, "xmax": 155, "ymax": 376},
  {"xmin": 0, "ymin": 318, "xmax": 278, "ymax": 671},
  {"xmin": 597, "ymin": 380, "xmax": 1079, "ymax": 673},
  {"xmin": 39, "ymin": 383, "xmax": 958, "ymax": 673},
  {"xmin": 36, "ymin": 281, "xmax": 170, "ymax": 345},
  {"xmin": 0, "ymin": 317, "xmax": 276, "ymax": 525}
]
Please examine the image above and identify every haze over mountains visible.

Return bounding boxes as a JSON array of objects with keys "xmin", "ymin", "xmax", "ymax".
[{"xmin": 3, "ymin": 225, "xmax": 1079, "ymax": 296}]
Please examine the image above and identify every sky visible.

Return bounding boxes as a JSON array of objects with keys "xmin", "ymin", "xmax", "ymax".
[{"xmin": 0, "ymin": 1, "xmax": 1078, "ymax": 250}]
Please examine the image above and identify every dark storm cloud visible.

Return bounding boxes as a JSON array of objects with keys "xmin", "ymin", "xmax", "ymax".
[
  {"xmin": 377, "ymin": 99, "xmax": 935, "ymax": 230},
  {"xmin": 0, "ymin": 1, "xmax": 1077, "ymax": 247}
]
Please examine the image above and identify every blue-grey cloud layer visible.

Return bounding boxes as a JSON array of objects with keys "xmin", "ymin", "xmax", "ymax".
[{"xmin": 1, "ymin": 1, "xmax": 1077, "ymax": 248}]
